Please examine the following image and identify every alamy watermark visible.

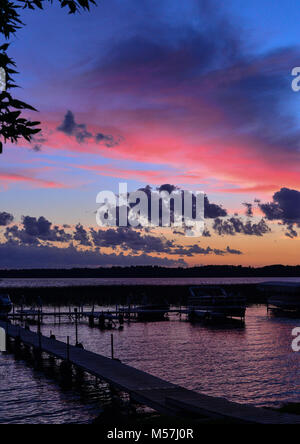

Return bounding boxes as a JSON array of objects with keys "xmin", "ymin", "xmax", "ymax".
[
  {"xmin": 0, "ymin": 67, "xmax": 6, "ymax": 93},
  {"xmin": 0, "ymin": 327, "xmax": 6, "ymax": 352},
  {"xmin": 291, "ymin": 67, "xmax": 300, "ymax": 92},
  {"xmin": 96, "ymin": 183, "xmax": 205, "ymax": 237},
  {"xmin": 292, "ymin": 327, "xmax": 300, "ymax": 352}
]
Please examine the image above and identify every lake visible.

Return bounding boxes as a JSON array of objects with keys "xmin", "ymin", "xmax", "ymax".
[
  {"xmin": 1, "ymin": 277, "xmax": 300, "ymax": 287},
  {"xmin": 0, "ymin": 304, "xmax": 299, "ymax": 423}
]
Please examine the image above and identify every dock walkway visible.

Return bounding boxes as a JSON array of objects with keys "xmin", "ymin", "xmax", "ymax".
[{"xmin": 1, "ymin": 321, "xmax": 299, "ymax": 424}]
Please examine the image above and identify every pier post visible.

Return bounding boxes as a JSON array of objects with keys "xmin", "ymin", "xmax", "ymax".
[
  {"xmin": 67, "ymin": 336, "xmax": 70, "ymax": 361},
  {"xmin": 74, "ymin": 308, "xmax": 79, "ymax": 346},
  {"xmin": 111, "ymin": 333, "xmax": 114, "ymax": 360},
  {"xmin": 38, "ymin": 330, "xmax": 42, "ymax": 350},
  {"xmin": 5, "ymin": 320, "xmax": 10, "ymax": 350},
  {"xmin": 37, "ymin": 308, "xmax": 42, "ymax": 336},
  {"xmin": 88, "ymin": 315, "xmax": 95, "ymax": 327}
]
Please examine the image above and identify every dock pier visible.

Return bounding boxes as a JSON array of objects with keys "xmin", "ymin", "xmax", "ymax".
[
  {"xmin": 7, "ymin": 306, "xmax": 188, "ymax": 331},
  {"xmin": 1, "ymin": 320, "xmax": 300, "ymax": 424}
]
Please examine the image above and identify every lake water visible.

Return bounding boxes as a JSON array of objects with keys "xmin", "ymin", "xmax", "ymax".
[
  {"xmin": 1, "ymin": 277, "xmax": 300, "ymax": 287},
  {"xmin": 0, "ymin": 304, "xmax": 299, "ymax": 424}
]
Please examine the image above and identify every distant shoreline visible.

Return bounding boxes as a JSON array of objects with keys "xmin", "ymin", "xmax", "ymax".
[{"xmin": 0, "ymin": 264, "xmax": 300, "ymax": 278}]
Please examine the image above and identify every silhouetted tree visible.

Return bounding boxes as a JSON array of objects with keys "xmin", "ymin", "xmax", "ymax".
[{"xmin": 0, "ymin": 0, "xmax": 97, "ymax": 153}]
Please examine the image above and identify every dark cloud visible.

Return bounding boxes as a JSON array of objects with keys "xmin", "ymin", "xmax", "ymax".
[
  {"xmin": 57, "ymin": 110, "xmax": 92, "ymax": 143},
  {"xmin": 173, "ymin": 229, "xmax": 185, "ymax": 236},
  {"xmin": 157, "ymin": 184, "xmax": 179, "ymax": 194},
  {"xmin": 259, "ymin": 188, "xmax": 300, "ymax": 238},
  {"xmin": 90, "ymin": 227, "xmax": 242, "ymax": 257},
  {"xmin": 226, "ymin": 246, "xmax": 243, "ymax": 255},
  {"xmin": 0, "ymin": 242, "xmax": 184, "ymax": 269},
  {"xmin": 213, "ymin": 217, "xmax": 270, "ymax": 236},
  {"xmin": 173, "ymin": 227, "xmax": 212, "ymax": 237},
  {"xmin": 259, "ymin": 188, "xmax": 300, "ymax": 223},
  {"xmin": 172, "ymin": 244, "xmax": 243, "ymax": 257},
  {"xmin": 204, "ymin": 195, "xmax": 227, "ymax": 219},
  {"xmin": 73, "ymin": 224, "xmax": 92, "ymax": 247},
  {"xmin": 0, "ymin": 206, "xmax": 245, "ymax": 266},
  {"xmin": 95, "ymin": 133, "xmax": 122, "ymax": 148},
  {"xmin": 91, "ymin": 227, "xmax": 174, "ymax": 254},
  {"xmin": 5, "ymin": 216, "xmax": 72, "ymax": 245},
  {"xmin": 57, "ymin": 110, "xmax": 122, "ymax": 146},
  {"xmin": 0, "ymin": 212, "xmax": 13, "ymax": 226},
  {"xmin": 285, "ymin": 223, "xmax": 298, "ymax": 239},
  {"xmin": 243, "ymin": 203, "xmax": 253, "ymax": 217}
]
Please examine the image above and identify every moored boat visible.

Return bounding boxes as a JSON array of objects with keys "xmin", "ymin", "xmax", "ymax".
[
  {"xmin": 260, "ymin": 282, "xmax": 300, "ymax": 315},
  {"xmin": 135, "ymin": 303, "xmax": 170, "ymax": 321},
  {"xmin": 188, "ymin": 286, "xmax": 246, "ymax": 323}
]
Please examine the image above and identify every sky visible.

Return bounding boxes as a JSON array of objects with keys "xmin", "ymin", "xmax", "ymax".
[{"xmin": 1, "ymin": 0, "xmax": 300, "ymax": 268}]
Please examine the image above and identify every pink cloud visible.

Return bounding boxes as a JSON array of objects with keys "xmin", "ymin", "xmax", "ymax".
[
  {"xmin": 33, "ymin": 113, "xmax": 300, "ymax": 196},
  {"xmin": 0, "ymin": 170, "xmax": 65, "ymax": 189}
]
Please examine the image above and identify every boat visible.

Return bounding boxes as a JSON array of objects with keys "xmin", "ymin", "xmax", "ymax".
[
  {"xmin": 259, "ymin": 282, "xmax": 300, "ymax": 314},
  {"xmin": 135, "ymin": 303, "xmax": 170, "ymax": 321},
  {"xmin": 188, "ymin": 286, "xmax": 246, "ymax": 323},
  {"xmin": 0, "ymin": 294, "xmax": 12, "ymax": 316},
  {"xmin": 120, "ymin": 293, "xmax": 170, "ymax": 321}
]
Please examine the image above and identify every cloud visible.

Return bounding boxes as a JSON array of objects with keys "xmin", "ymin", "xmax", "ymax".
[
  {"xmin": 68, "ymin": 1, "xmax": 300, "ymax": 192},
  {"xmin": 5, "ymin": 216, "xmax": 72, "ymax": 245},
  {"xmin": 90, "ymin": 227, "xmax": 242, "ymax": 256},
  {"xmin": 285, "ymin": 224, "xmax": 298, "ymax": 239},
  {"xmin": 226, "ymin": 246, "xmax": 243, "ymax": 255},
  {"xmin": 259, "ymin": 188, "xmax": 300, "ymax": 223},
  {"xmin": 95, "ymin": 183, "xmax": 227, "ymax": 231},
  {"xmin": 91, "ymin": 227, "xmax": 174, "ymax": 253},
  {"xmin": 243, "ymin": 203, "xmax": 253, "ymax": 217},
  {"xmin": 259, "ymin": 187, "xmax": 300, "ymax": 238},
  {"xmin": 0, "ymin": 207, "xmax": 245, "ymax": 267},
  {"xmin": 213, "ymin": 217, "xmax": 271, "ymax": 236},
  {"xmin": 57, "ymin": 110, "xmax": 122, "ymax": 147},
  {"xmin": 172, "ymin": 244, "xmax": 243, "ymax": 256},
  {"xmin": 57, "ymin": 110, "xmax": 93, "ymax": 143},
  {"xmin": 0, "ymin": 212, "xmax": 13, "ymax": 226},
  {"xmin": 204, "ymin": 195, "xmax": 227, "ymax": 219},
  {"xmin": 95, "ymin": 133, "xmax": 121, "ymax": 148},
  {"xmin": 73, "ymin": 223, "xmax": 92, "ymax": 247},
  {"xmin": 0, "ymin": 170, "xmax": 64, "ymax": 189},
  {"xmin": 157, "ymin": 184, "xmax": 179, "ymax": 194},
  {"xmin": 0, "ymin": 242, "xmax": 184, "ymax": 269}
]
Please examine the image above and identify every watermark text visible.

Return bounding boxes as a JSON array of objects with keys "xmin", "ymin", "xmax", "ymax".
[
  {"xmin": 96, "ymin": 183, "xmax": 205, "ymax": 237},
  {"xmin": 0, "ymin": 67, "xmax": 6, "ymax": 93},
  {"xmin": 0, "ymin": 327, "xmax": 6, "ymax": 352},
  {"xmin": 292, "ymin": 327, "xmax": 300, "ymax": 352}
]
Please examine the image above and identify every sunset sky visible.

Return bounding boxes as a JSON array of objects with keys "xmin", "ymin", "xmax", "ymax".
[{"xmin": 1, "ymin": 0, "xmax": 300, "ymax": 268}]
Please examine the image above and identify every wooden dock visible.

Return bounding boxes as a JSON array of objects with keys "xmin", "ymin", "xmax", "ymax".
[
  {"xmin": 8, "ymin": 308, "xmax": 187, "ymax": 319},
  {"xmin": 1, "ymin": 321, "xmax": 300, "ymax": 424}
]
